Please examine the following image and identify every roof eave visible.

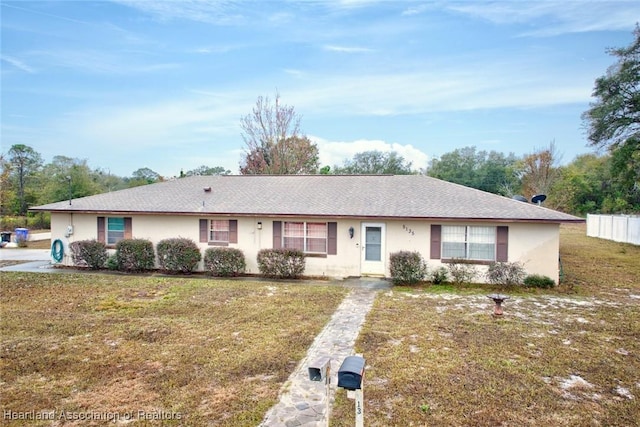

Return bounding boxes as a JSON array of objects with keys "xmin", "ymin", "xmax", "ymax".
[{"xmin": 34, "ymin": 208, "xmax": 584, "ymax": 223}]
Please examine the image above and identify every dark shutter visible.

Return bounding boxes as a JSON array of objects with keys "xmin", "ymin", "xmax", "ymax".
[
  {"xmin": 199, "ymin": 219, "xmax": 208, "ymax": 243},
  {"xmin": 229, "ymin": 220, "xmax": 238, "ymax": 243},
  {"xmin": 97, "ymin": 217, "xmax": 105, "ymax": 243},
  {"xmin": 496, "ymin": 226, "xmax": 509, "ymax": 262},
  {"xmin": 327, "ymin": 222, "xmax": 337, "ymax": 255},
  {"xmin": 273, "ymin": 221, "xmax": 282, "ymax": 249},
  {"xmin": 124, "ymin": 217, "xmax": 132, "ymax": 239},
  {"xmin": 430, "ymin": 224, "xmax": 441, "ymax": 259}
]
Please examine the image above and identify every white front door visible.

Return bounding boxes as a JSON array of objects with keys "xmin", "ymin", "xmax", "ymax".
[{"xmin": 361, "ymin": 223, "xmax": 386, "ymax": 276}]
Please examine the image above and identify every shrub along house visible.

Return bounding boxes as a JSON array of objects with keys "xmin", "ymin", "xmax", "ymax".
[{"xmin": 31, "ymin": 175, "xmax": 583, "ymax": 283}]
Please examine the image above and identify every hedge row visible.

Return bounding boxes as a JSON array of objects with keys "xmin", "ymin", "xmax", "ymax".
[
  {"xmin": 68, "ymin": 241, "xmax": 554, "ymax": 286},
  {"xmin": 69, "ymin": 239, "xmax": 306, "ymax": 278},
  {"xmin": 388, "ymin": 251, "xmax": 554, "ymax": 288}
]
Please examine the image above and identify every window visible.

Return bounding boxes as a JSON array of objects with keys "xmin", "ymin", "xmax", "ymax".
[
  {"xmin": 199, "ymin": 219, "xmax": 237, "ymax": 245},
  {"xmin": 442, "ymin": 226, "xmax": 496, "ymax": 261},
  {"xmin": 210, "ymin": 220, "xmax": 230, "ymax": 243},
  {"xmin": 98, "ymin": 216, "xmax": 131, "ymax": 245},
  {"xmin": 283, "ymin": 222, "xmax": 327, "ymax": 253},
  {"xmin": 107, "ymin": 217, "xmax": 125, "ymax": 245}
]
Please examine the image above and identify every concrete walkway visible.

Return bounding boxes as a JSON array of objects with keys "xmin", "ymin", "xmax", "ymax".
[
  {"xmin": 259, "ymin": 279, "xmax": 384, "ymax": 427},
  {"xmin": 0, "ymin": 248, "xmax": 51, "ymax": 261},
  {"xmin": 0, "ymin": 248, "xmax": 61, "ymax": 273}
]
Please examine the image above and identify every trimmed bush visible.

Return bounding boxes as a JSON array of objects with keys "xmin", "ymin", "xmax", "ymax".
[
  {"xmin": 204, "ymin": 247, "xmax": 246, "ymax": 277},
  {"xmin": 524, "ymin": 274, "xmax": 555, "ymax": 288},
  {"xmin": 257, "ymin": 249, "xmax": 305, "ymax": 279},
  {"xmin": 430, "ymin": 266, "xmax": 449, "ymax": 284},
  {"xmin": 485, "ymin": 261, "xmax": 526, "ymax": 288},
  {"xmin": 106, "ymin": 254, "xmax": 118, "ymax": 271},
  {"xmin": 156, "ymin": 237, "xmax": 201, "ymax": 274},
  {"xmin": 447, "ymin": 259, "xmax": 478, "ymax": 285},
  {"xmin": 389, "ymin": 251, "xmax": 427, "ymax": 285},
  {"xmin": 115, "ymin": 238, "xmax": 155, "ymax": 272},
  {"xmin": 69, "ymin": 239, "xmax": 108, "ymax": 269}
]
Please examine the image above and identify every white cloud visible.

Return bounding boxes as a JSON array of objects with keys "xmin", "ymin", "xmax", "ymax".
[
  {"xmin": 29, "ymin": 49, "xmax": 180, "ymax": 74},
  {"xmin": 448, "ymin": 1, "xmax": 640, "ymax": 36},
  {"xmin": 401, "ymin": 4, "xmax": 431, "ymax": 16},
  {"xmin": 323, "ymin": 45, "xmax": 373, "ymax": 53},
  {"xmin": 56, "ymin": 94, "xmax": 246, "ymax": 151},
  {"xmin": 113, "ymin": 0, "xmax": 246, "ymax": 25},
  {"xmin": 288, "ymin": 61, "xmax": 593, "ymax": 117},
  {"xmin": 1, "ymin": 55, "xmax": 36, "ymax": 73},
  {"xmin": 312, "ymin": 136, "xmax": 429, "ymax": 171}
]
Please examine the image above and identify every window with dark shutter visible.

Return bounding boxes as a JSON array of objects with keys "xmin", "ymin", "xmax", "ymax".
[
  {"xmin": 229, "ymin": 220, "xmax": 238, "ymax": 244},
  {"xmin": 97, "ymin": 217, "xmax": 105, "ymax": 243},
  {"xmin": 273, "ymin": 221, "xmax": 282, "ymax": 249},
  {"xmin": 124, "ymin": 217, "xmax": 132, "ymax": 239},
  {"xmin": 496, "ymin": 226, "xmax": 509, "ymax": 262},
  {"xmin": 430, "ymin": 224, "xmax": 441, "ymax": 259},
  {"xmin": 200, "ymin": 219, "xmax": 238, "ymax": 246},
  {"xmin": 199, "ymin": 219, "xmax": 208, "ymax": 243},
  {"xmin": 327, "ymin": 222, "xmax": 337, "ymax": 255}
]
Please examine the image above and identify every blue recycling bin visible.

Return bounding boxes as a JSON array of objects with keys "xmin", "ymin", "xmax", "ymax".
[{"xmin": 14, "ymin": 228, "xmax": 29, "ymax": 243}]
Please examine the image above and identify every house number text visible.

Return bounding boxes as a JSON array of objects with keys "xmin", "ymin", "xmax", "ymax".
[{"xmin": 402, "ymin": 224, "xmax": 415, "ymax": 236}]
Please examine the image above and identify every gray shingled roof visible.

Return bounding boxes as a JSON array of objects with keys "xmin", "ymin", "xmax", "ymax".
[{"xmin": 30, "ymin": 175, "xmax": 583, "ymax": 222}]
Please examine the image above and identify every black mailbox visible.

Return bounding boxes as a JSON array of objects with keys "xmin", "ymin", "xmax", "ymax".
[{"xmin": 337, "ymin": 355, "xmax": 365, "ymax": 390}]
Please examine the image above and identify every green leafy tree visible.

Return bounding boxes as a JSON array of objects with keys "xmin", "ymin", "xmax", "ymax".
[
  {"xmin": 37, "ymin": 156, "xmax": 102, "ymax": 204},
  {"xmin": 6, "ymin": 144, "xmax": 43, "ymax": 215},
  {"xmin": 0, "ymin": 154, "xmax": 15, "ymax": 216},
  {"xmin": 128, "ymin": 167, "xmax": 162, "ymax": 187},
  {"xmin": 333, "ymin": 150, "xmax": 414, "ymax": 175},
  {"xmin": 550, "ymin": 154, "xmax": 610, "ymax": 215},
  {"xmin": 184, "ymin": 165, "xmax": 231, "ymax": 176},
  {"xmin": 240, "ymin": 93, "xmax": 319, "ymax": 174},
  {"xmin": 605, "ymin": 136, "xmax": 640, "ymax": 211},
  {"xmin": 582, "ymin": 26, "xmax": 640, "ymax": 211},
  {"xmin": 428, "ymin": 146, "xmax": 519, "ymax": 194},
  {"xmin": 93, "ymin": 168, "xmax": 128, "ymax": 193},
  {"xmin": 583, "ymin": 26, "xmax": 639, "ymax": 151}
]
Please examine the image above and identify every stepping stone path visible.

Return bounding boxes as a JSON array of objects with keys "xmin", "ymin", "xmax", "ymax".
[{"xmin": 259, "ymin": 282, "xmax": 382, "ymax": 427}]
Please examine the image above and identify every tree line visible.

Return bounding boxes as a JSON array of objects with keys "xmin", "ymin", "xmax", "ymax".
[
  {"xmin": 2, "ymin": 139, "xmax": 636, "ymax": 219},
  {"xmin": 1, "ymin": 27, "xmax": 638, "ymax": 219},
  {"xmin": 0, "ymin": 147, "xmax": 232, "ymax": 218}
]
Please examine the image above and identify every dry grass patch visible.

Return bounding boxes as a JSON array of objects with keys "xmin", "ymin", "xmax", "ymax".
[
  {"xmin": 331, "ymin": 223, "xmax": 640, "ymax": 426},
  {"xmin": 560, "ymin": 223, "xmax": 640, "ymax": 296},
  {"xmin": 0, "ymin": 273, "xmax": 347, "ymax": 426}
]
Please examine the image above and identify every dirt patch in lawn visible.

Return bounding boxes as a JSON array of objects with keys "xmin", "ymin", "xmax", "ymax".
[
  {"xmin": 331, "ymin": 291, "xmax": 639, "ymax": 426},
  {"xmin": 330, "ymin": 224, "xmax": 640, "ymax": 426}
]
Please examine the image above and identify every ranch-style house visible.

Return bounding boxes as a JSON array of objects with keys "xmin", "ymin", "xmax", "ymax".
[{"xmin": 31, "ymin": 175, "xmax": 583, "ymax": 282}]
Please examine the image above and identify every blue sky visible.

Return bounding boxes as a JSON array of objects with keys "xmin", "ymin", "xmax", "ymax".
[{"xmin": 2, "ymin": 1, "xmax": 639, "ymax": 178}]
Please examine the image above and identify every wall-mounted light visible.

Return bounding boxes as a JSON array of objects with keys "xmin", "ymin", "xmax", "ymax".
[
  {"xmin": 349, "ymin": 226, "xmax": 354, "ymax": 239},
  {"xmin": 257, "ymin": 221, "xmax": 263, "ymax": 230}
]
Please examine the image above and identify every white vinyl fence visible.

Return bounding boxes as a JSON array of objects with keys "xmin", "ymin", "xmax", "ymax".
[{"xmin": 586, "ymin": 214, "xmax": 640, "ymax": 245}]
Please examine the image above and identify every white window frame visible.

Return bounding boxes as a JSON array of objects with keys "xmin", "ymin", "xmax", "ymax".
[
  {"xmin": 210, "ymin": 220, "xmax": 230, "ymax": 243},
  {"xmin": 442, "ymin": 225, "xmax": 496, "ymax": 261},
  {"xmin": 107, "ymin": 217, "xmax": 125, "ymax": 245},
  {"xmin": 283, "ymin": 221, "xmax": 328, "ymax": 254}
]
